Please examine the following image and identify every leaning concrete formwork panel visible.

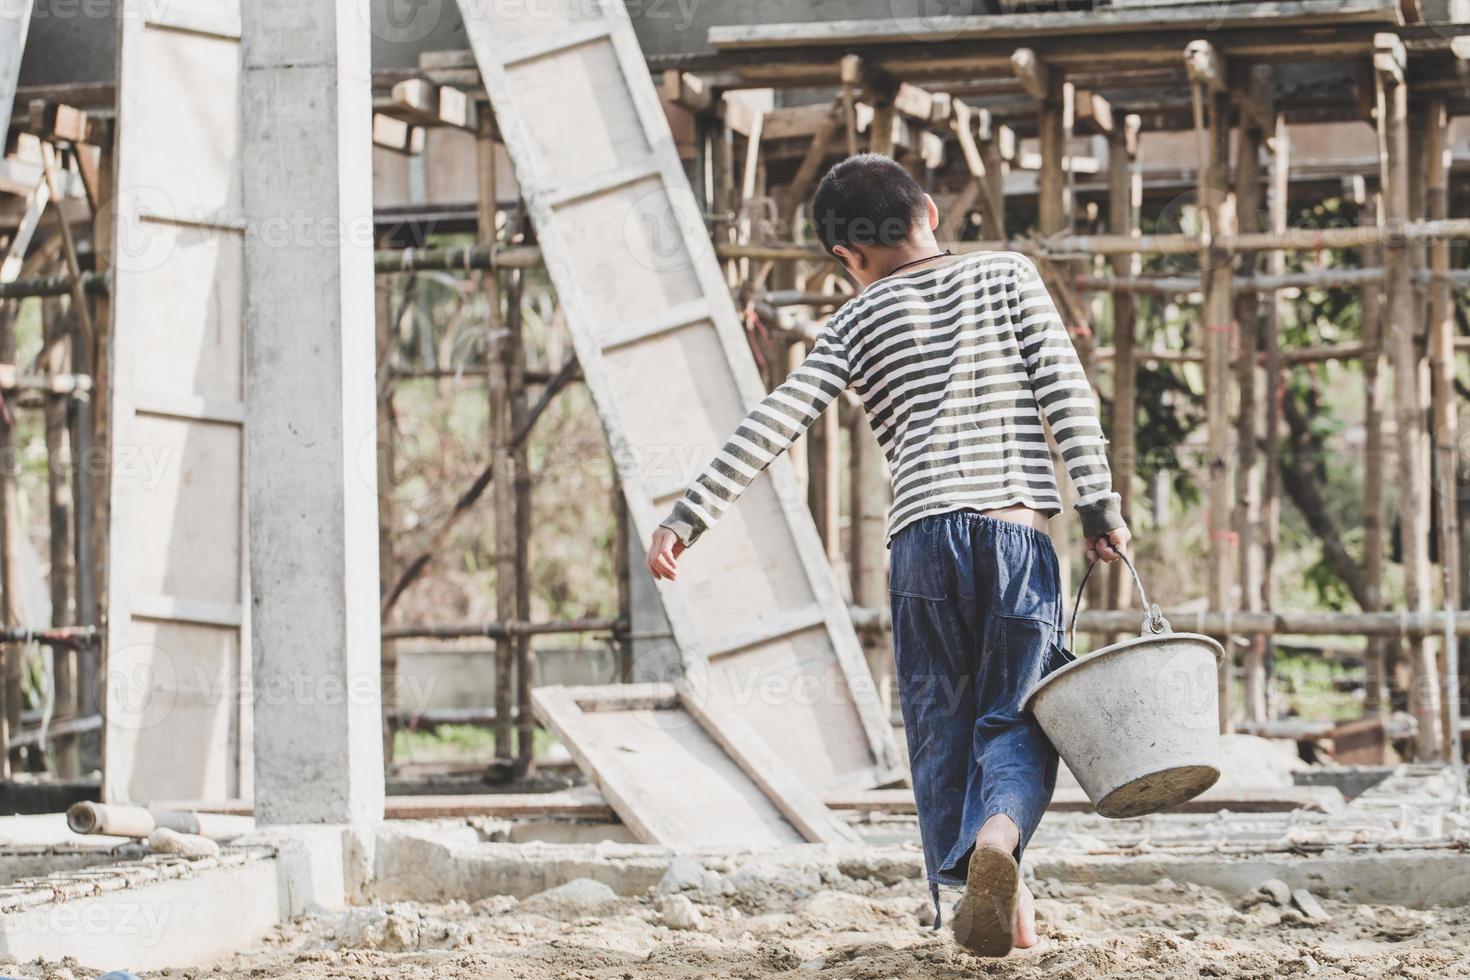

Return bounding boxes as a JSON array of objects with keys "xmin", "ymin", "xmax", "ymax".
[
  {"xmin": 0, "ymin": 1, "xmax": 33, "ymax": 143},
  {"xmin": 455, "ymin": 0, "xmax": 901, "ymax": 791},
  {"xmin": 103, "ymin": 1, "xmax": 250, "ymax": 803}
]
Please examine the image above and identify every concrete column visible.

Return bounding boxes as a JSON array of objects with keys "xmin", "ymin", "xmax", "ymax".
[{"xmin": 241, "ymin": 0, "xmax": 384, "ymax": 824}]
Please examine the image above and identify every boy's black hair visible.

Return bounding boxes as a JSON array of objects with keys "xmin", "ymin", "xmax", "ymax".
[{"xmin": 811, "ymin": 154, "xmax": 927, "ymax": 255}]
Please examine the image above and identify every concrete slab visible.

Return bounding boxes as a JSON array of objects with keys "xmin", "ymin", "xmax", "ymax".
[
  {"xmin": 0, "ymin": 849, "xmax": 280, "ymax": 970},
  {"xmin": 0, "ymin": 823, "xmax": 373, "ymax": 969}
]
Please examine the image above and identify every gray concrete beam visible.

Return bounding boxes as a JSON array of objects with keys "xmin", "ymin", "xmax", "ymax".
[{"xmin": 241, "ymin": 0, "xmax": 384, "ymax": 825}]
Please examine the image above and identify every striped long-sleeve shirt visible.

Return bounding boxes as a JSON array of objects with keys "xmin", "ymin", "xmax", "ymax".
[{"xmin": 660, "ymin": 250, "xmax": 1123, "ymax": 548}]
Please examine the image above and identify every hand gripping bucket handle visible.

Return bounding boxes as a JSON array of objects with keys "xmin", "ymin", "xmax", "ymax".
[{"xmin": 1067, "ymin": 552, "xmax": 1171, "ymax": 653}]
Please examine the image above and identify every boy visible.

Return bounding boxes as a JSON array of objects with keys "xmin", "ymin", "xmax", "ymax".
[{"xmin": 645, "ymin": 155, "xmax": 1129, "ymax": 955}]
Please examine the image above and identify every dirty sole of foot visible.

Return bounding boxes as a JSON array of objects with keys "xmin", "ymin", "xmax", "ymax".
[{"xmin": 951, "ymin": 846, "xmax": 1019, "ymax": 956}]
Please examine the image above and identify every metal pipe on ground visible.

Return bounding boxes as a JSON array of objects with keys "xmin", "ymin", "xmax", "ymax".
[{"xmin": 66, "ymin": 801, "xmax": 256, "ymax": 841}]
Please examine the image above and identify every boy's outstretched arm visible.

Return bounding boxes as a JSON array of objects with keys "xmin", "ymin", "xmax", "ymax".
[
  {"xmin": 1010, "ymin": 255, "xmax": 1131, "ymax": 563},
  {"xmin": 646, "ymin": 323, "xmax": 851, "ymax": 580}
]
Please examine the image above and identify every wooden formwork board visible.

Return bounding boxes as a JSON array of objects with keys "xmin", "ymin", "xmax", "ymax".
[
  {"xmin": 103, "ymin": 1, "xmax": 249, "ymax": 803},
  {"xmin": 456, "ymin": 0, "xmax": 901, "ymax": 793},
  {"xmin": 532, "ymin": 683, "xmax": 858, "ymax": 847}
]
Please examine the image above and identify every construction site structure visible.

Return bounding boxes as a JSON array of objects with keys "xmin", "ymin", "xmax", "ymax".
[{"xmin": 0, "ymin": 0, "xmax": 1463, "ymax": 828}]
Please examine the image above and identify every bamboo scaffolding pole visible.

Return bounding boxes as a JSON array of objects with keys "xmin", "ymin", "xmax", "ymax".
[
  {"xmin": 613, "ymin": 488, "xmax": 633, "ymax": 682},
  {"xmin": 378, "ymin": 356, "xmax": 577, "ymax": 616},
  {"xmin": 1425, "ymin": 96, "xmax": 1460, "ymax": 763},
  {"xmin": 81, "ymin": 136, "xmax": 112, "ymax": 723},
  {"xmin": 1261, "ymin": 111, "xmax": 1288, "ymax": 720},
  {"xmin": 365, "ymin": 219, "xmax": 1470, "ymax": 276},
  {"xmin": 1106, "ymin": 113, "xmax": 1141, "ymax": 617},
  {"xmin": 381, "ymin": 617, "xmax": 619, "ymax": 641},
  {"xmin": 764, "ymin": 266, "xmax": 1470, "ymax": 307},
  {"xmin": 480, "ymin": 116, "xmax": 516, "ymax": 763},
  {"xmin": 38, "ymin": 144, "xmax": 97, "ymax": 355},
  {"xmin": 1189, "ymin": 40, "xmax": 1236, "ymax": 733},
  {"xmin": 375, "ymin": 279, "xmax": 398, "ymax": 764},
  {"xmin": 1360, "ymin": 194, "xmax": 1390, "ymax": 716},
  {"xmin": 507, "ymin": 260, "xmax": 534, "ymax": 778},
  {"xmin": 0, "ymin": 301, "xmax": 20, "ymax": 774},
  {"xmin": 1073, "ymin": 610, "xmax": 1470, "ymax": 639},
  {"xmin": 1234, "ymin": 106, "xmax": 1267, "ymax": 729},
  {"xmin": 42, "ymin": 297, "xmax": 78, "ymax": 777},
  {"xmin": 1376, "ymin": 34, "xmax": 1441, "ymax": 759},
  {"xmin": 1030, "ymin": 50, "xmax": 1078, "ymax": 599},
  {"xmin": 846, "ymin": 605, "xmax": 1470, "ymax": 639}
]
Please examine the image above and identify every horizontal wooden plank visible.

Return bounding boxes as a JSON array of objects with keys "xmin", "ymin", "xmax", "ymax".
[{"xmin": 147, "ymin": 793, "xmax": 618, "ymax": 822}]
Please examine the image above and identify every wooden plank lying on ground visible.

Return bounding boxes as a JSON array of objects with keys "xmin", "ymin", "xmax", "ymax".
[
  {"xmin": 155, "ymin": 782, "xmax": 1346, "ymax": 824},
  {"xmin": 825, "ymin": 785, "xmax": 1345, "ymax": 815},
  {"xmin": 532, "ymin": 683, "xmax": 858, "ymax": 847},
  {"xmin": 149, "ymin": 792, "xmax": 617, "ymax": 822}
]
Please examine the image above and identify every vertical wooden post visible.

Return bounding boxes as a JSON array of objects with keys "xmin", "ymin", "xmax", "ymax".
[
  {"xmin": 0, "ymin": 301, "xmax": 20, "ymax": 774},
  {"xmin": 44, "ymin": 297, "xmax": 78, "ymax": 777},
  {"xmin": 81, "ymin": 138, "xmax": 113, "ymax": 722},
  {"xmin": 375, "ymin": 279, "xmax": 398, "ymax": 765},
  {"xmin": 480, "ymin": 112, "xmax": 515, "ymax": 763},
  {"xmin": 849, "ymin": 406, "xmax": 893, "ymax": 716},
  {"xmin": 1360, "ymin": 193, "xmax": 1389, "ymax": 715},
  {"xmin": 1028, "ymin": 53, "xmax": 1076, "ymax": 600},
  {"xmin": 509, "ymin": 264, "xmax": 534, "ymax": 776},
  {"xmin": 1425, "ymin": 97, "xmax": 1459, "ymax": 762},
  {"xmin": 979, "ymin": 116, "xmax": 1009, "ymax": 242},
  {"xmin": 1233, "ymin": 97, "xmax": 1267, "ymax": 729},
  {"xmin": 1106, "ymin": 115, "xmax": 1140, "ymax": 615},
  {"xmin": 613, "ymin": 488, "xmax": 633, "ymax": 682},
  {"xmin": 1261, "ymin": 114, "xmax": 1288, "ymax": 638},
  {"xmin": 1375, "ymin": 34, "xmax": 1441, "ymax": 758},
  {"xmin": 807, "ymin": 402, "xmax": 842, "ymax": 563},
  {"xmin": 1188, "ymin": 41, "xmax": 1236, "ymax": 732}
]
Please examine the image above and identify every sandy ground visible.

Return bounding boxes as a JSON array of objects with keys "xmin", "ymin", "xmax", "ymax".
[{"xmin": 16, "ymin": 865, "xmax": 1470, "ymax": 980}]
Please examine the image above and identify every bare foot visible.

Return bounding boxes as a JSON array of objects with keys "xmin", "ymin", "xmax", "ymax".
[{"xmin": 1013, "ymin": 879, "xmax": 1038, "ymax": 949}]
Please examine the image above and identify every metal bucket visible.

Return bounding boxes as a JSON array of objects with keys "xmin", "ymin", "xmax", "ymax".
[{"xmin": 1025, "ymin": 555, "xmax": 1224, "ymax": 819}]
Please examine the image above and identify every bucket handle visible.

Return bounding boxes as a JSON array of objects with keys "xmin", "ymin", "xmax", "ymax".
[{"xmin": 1067, "ymin": 551, "xmax": 1170, "ymax": 654}]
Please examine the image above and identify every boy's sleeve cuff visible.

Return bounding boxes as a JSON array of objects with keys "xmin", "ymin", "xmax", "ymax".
[
  {"xmin": 1076, "ymin": 494, "xmax": 1125, "ymax": 540},
  {"xmin": 659, "ymin": 503, "xmax": 705, "ymax": 549}
]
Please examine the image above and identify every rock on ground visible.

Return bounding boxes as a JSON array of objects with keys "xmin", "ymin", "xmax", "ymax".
[
  {"xmin": 518, "ymin": 878, "xmax": 621, "ymax": 920},
  {"xmin": 656, "ymin": 894, "xmax": 703, "ymax": 930},
  {"xmin": 147, "ymin": 827, "xmax": 220, "ymax": 858}
]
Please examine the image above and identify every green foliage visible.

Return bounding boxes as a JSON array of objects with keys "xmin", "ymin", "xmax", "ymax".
[{"xmin": 1273, "ymin": 651, "xmax": 1361, "ymax": 722}]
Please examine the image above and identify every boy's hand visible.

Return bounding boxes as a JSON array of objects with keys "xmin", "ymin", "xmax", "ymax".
[
  {"xmin": 646, "ymin": 526, "xmax": 686, "ymax": 581},
  {"xmin": 1087, "ymin": 525, "xmax": 1131, "ymax": 564}
]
